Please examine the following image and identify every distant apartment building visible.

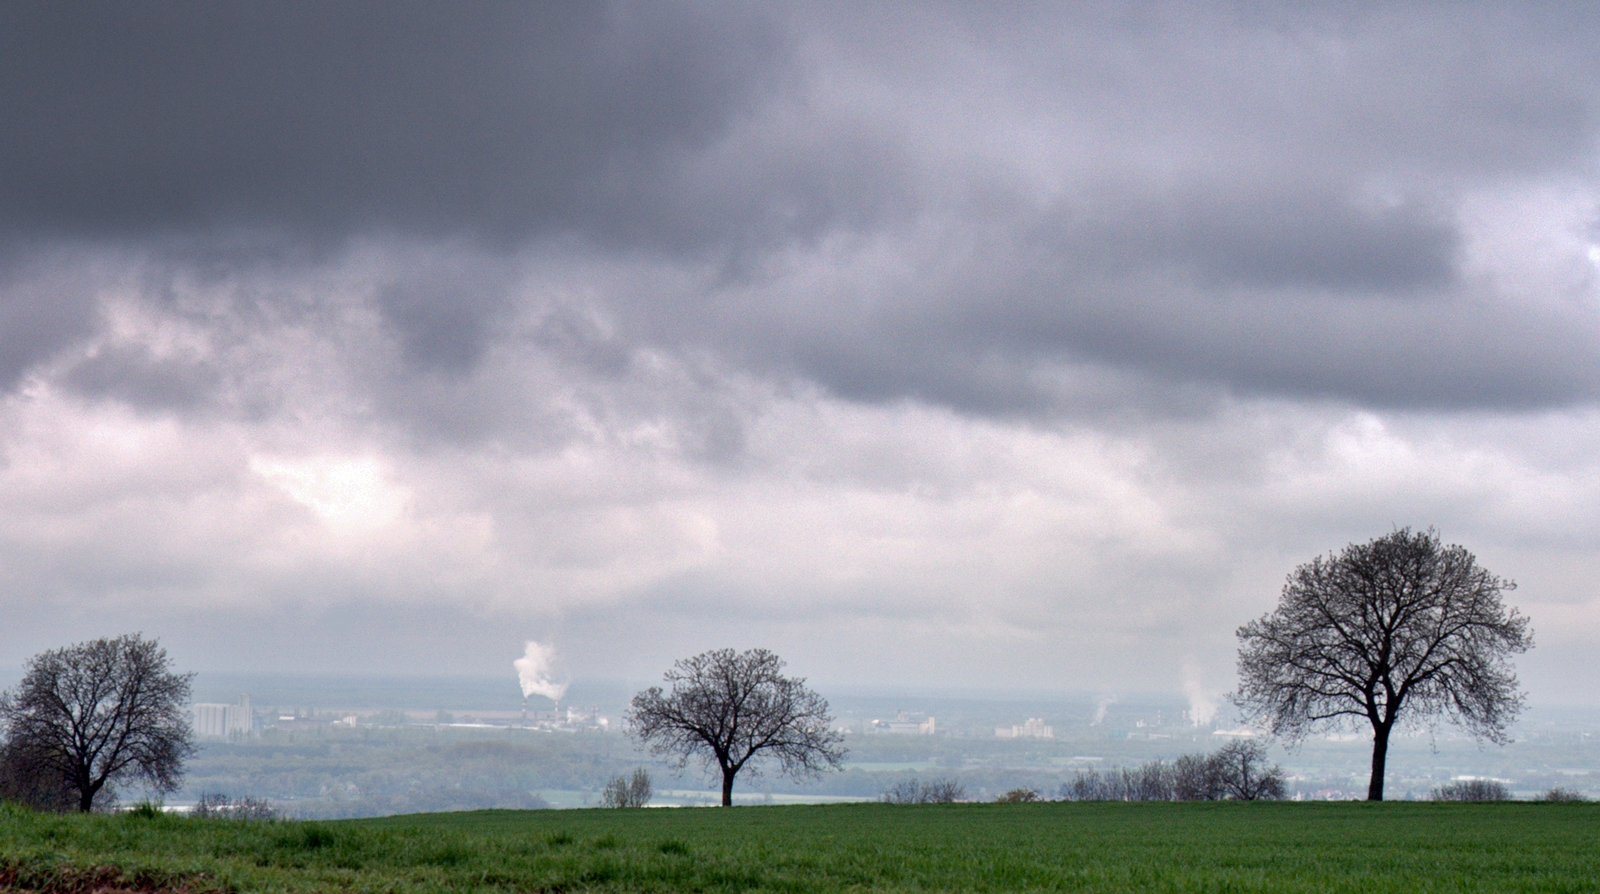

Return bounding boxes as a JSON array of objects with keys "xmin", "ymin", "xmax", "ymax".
[
  {"xmin": 995, "ymin": 717, "xmax": 1053, "ymax": 738},
  {"xmin": 192, "ymin": 694, "xmax": 255, "ymax": 739}
]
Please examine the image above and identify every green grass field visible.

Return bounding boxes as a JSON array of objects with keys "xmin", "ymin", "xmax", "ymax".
[{"xmin": 2, "ymin": 800, "xmax": 1597, "ymax": 892}]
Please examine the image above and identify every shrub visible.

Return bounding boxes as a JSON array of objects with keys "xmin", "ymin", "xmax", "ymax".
[
  {"xmin": 1431, "ymin": 779, "xmax": 1510, "ymax": 801},
  {"xmin": 600, "ymin": 768, "xmax": 651, "ymax": 808},
  {"xmin": 191, "ymin": 792, "xmax": 278, "ymax": 820},
  {"xmin": 881, "ymin": 777, "xmax": 966, "ymax": 804},
  {"xmin": 995, "ymin": 788, "xmax": 1040, "ymax": 803},
  {"xmin": 125, "ymin": 800, "xmax": 164, "ymax": 818},
  {"xmin": 0, "ymin": 739, "xmax": 76, "ymax": 812},
  {"xmin": 1062, "ymin": 761, "xmax": 1173, "ymax": 801},
  {"xmin": 1062, "ymin": 743, "xmax": 1285, "ymax": 801},
  {"xmin": 921, "ymin": 778, "xmax": 966, "ymax": 803},
  {"xmin": 1541, "ymin": 787, "xmax": 1586, "ymax": 802}
]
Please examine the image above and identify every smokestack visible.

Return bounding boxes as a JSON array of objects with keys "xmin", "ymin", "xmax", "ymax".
[
  {"xmin": 514, "ymin": 640, "xmax": 569, "ymax": 714},
  {"xmin": 1092, "ymin": 693, "xmax": 1118, "ymax": 726},
  {"xmin": 1181, "ymin": 661, "xmax": 1218, "ymax": 727}
]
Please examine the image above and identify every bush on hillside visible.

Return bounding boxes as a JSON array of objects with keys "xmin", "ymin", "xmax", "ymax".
[
  {"xmin": 191, "ymin": 793, "xmax": 278, "ymax": 819},
  {"xmin": 600, "ymin": 768, "xmax": 652, "ymax": 808},
  {"xmin": 1540, "ymin": 787, "xmax": 1585, "ymax": 802},
  {"xmin": 995, "ymin": 788, "xmax": 1040, "ymax": 803},
  {"xmin": 881, "ymin": 777, "xmax": 965, "ymax": 804},
  {"xmin": 1431, "ymin": 779, "xmax": 1509, "ymax": 801}
]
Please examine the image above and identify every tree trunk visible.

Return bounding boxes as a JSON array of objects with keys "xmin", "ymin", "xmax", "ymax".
[
  {"xmin": 1367, "ymin": 722, "xmax": 1391, "ymax": 801},
  {"xmin": 721, "ymin": 766, "xmax": 735, "ymax": 807}
]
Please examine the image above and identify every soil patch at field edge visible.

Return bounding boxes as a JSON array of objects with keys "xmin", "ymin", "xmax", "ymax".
[{"xmin": 0, "ymin": 861, "xmax": 202, "ymax": 894}]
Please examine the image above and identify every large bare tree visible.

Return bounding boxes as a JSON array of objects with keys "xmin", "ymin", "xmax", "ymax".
[
  {"xmin": 0, "ymin": 634, "xmax": 196, "ymax": 812},
  {"xmin": 629, "ymin": 648, "xmax": 845, "ymax": 806},
  {"xmin": 1235, "ymin": 529, "xmax": 1532, "ymax": 800}
]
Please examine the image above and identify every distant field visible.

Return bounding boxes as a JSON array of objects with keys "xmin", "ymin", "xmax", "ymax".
[{"xmin": 2, "ymin": 800, "xmax": 1597, "ymax": 892}]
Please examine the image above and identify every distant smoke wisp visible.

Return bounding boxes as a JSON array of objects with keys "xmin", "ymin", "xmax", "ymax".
[
  {"xmin": 1182, "ymin": 661, "xmax": 1218, "ymax": 727},
  {"xmin": 515, "ymin": 640, "xmax": 568, "ymax": 704},
  {"xmin": 1091, "ymin": 693, "xmax": 1118, "ymax": 726}
]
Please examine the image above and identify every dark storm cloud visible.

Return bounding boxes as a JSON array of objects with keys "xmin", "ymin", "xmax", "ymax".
[
  {"xmin": 8, "ymin": 2, "xmax": 1600, "ymax": 418},
  {"xmin": 0, "ymin": 1, "xmax": 796, "ymax": 249},
  {"xmin": 378, "ymin": 260, "xmax": 520, "ymax": 376},
  {"xmin": 0, "ymin": 253, "xmax": 104, "ymax": 391}
]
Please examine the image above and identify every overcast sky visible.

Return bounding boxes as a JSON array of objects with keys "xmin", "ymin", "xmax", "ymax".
[{"xmin": 3, "ymin": 2, "xmax": 1599, "ymax": 709}]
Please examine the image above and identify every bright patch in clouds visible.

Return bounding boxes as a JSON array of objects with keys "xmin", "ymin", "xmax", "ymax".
[{"xmin": 250, "ymin": 456, "xmax": 408, "ymax": 535}]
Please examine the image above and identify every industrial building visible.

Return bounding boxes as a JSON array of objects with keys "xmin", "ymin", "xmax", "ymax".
[
  {"xmin": 995, "ymin": 717, "xmax": 1054, "ymax": 738},
  {"xmin": 192, "ymin": 694, "xmax": 256, "ymax": 739}
]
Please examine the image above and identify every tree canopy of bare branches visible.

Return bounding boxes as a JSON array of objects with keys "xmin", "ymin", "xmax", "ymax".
[
  {"xmin": 1235, "ymin": 529, "xmax": 1531, "ymax": 801},
  {"xmin": 0, "ymin": 634, "xmax": 196, "ymax": 812},
  {"xmin": 628, "ymin": 648, "xmax": 844, "ymax": 806}
]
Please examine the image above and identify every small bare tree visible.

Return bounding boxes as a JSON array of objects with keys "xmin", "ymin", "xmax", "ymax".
[
  {"xmin": 1236, "ymin": 529, "xmax": 1532, "ymax": 801},
  {"xmin": 600, "ymin": 767, "xmax": 652, "ymax": 808},
  {"xmin": 1209, "ymin": 740, "xmax": 1286, "ymax": 801},
  {"xmin": 0, "ymin": 635, "xmax": 196, "ymax": 812},
  {"xmin": 629, "ymin": 648, "xmax": 845, "ymax": 806}
]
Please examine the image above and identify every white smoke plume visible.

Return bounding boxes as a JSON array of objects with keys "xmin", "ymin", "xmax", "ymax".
[
  {"xmin": 1181, "ymin": 660, "xmax": 1218, "ymax": 727},
  {"xmin": 514, "ymin": 640, "xmax": 568, "ymax": 704},
  {"xmin": 1091, "ymin": 693, "xmax": 1118, "ymax": 726}
]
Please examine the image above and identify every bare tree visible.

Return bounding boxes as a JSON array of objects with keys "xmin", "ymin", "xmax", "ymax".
[
  {"xmin": 1209, "ymin": 740, "xmax": 1286, "ymax": 801},
  {"xmin": 1236, "ymin": 529, "xmax": 1532, "ymax": 801},
  {"xmin": 628, "ymin": 648, "xmax": 845, "ymax": 806},
  {"xmin": 0, "ymin": 635, "xmax": 196, "ymax": 812}
]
